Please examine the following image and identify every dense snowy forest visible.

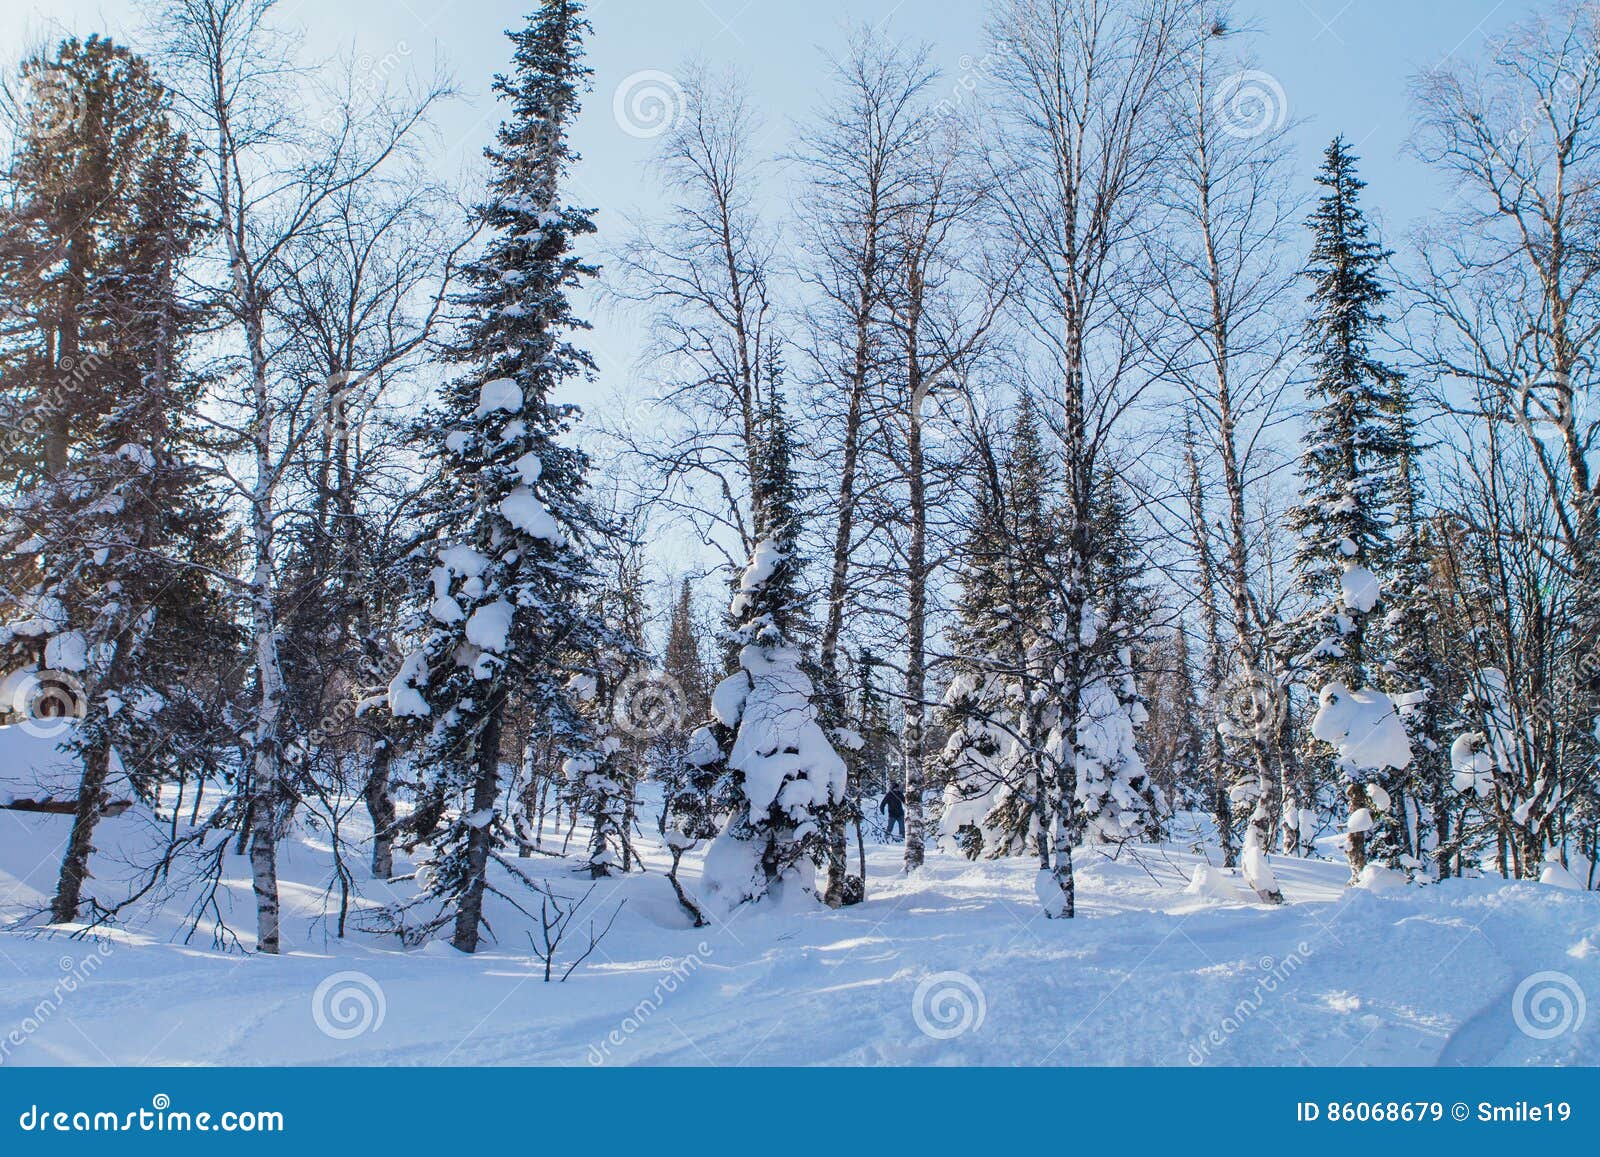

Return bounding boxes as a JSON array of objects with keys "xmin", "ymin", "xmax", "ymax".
[{"xmin": 0, "ymin": 0, "xmax": 1598, "ymax": 1068}]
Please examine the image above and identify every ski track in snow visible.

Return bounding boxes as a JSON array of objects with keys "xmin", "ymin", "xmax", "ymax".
[{"xmin": 0, "ymin": 804, "xmax": 1595, "ymax": 1067}]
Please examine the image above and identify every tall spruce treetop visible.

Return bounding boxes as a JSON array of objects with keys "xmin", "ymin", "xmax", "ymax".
[
  {"xmin": 386, "ymin": 0, "xmax": 618, "ymax": 950},
  {"xmin": 391, "ymin": 0, "xmax": 608, "ymax": 728},
  {"xmin": 1290, "ymin": 137, "xmax": 1413, "ymax": 877},
  {"xmin": 1289, "ymin": 137, "xmax": 1402, "ymax": 686}
]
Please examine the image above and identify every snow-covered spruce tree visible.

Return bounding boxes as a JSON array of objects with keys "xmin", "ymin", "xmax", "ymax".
[
  {"xmin": 656, "ymin": 577, "xmax": 714, "ymax": 924},
  {"xmin": 665, "ymin": 718, "xmax": 722, "ymax": 926},
  {"xmin": 566, "ymin": 538, "xmax": 653, "ymax": 879},
  {"xmin": 938, "ymin": 399, "xmax": 1058, "ymax": 860},
  {"xmin": 992, "ymin": 399, "xmax": 1061, "ymax": 861},
  {"xmin": 1073, "ymin": 471, "xmax": 1158, "ymax": 846},
  {"xmin": 561, "ymin": 642, "xmax": 628, "ymax": 879},
  {"xmin": 385, "ymin": 0, "xmax": 619, "ymax": 952},
  {"xmin": 854, "ymin": 650, "xmax": 898, "ymax": 807},
  {"xmin": 1380, "ymin": 373, "xmax": 1453, "ymax": 874},
  {"xmin": 1288, "ymin": 138, "xmax": 1412, "ymax": 882},
  {"xmin": 939, "ymin": 477, "xmax": 1020, "ymax": 859},
  {"xmin": 654, "ymin": 578, "xmax": 710, "ymax": 820},
  {"xmin": 692, "ymin": 389, "xmax": 847, "ymax": 911},
  {"xmin": 0, "ymin": 38, "xmax": 237, "ymax": 925},
  {"xmin": 1031, "ymin": 465, "xmax": 1162, "ymax": 912},
  {"xmin": 655, "ymin": 578, "xmax": 710, "ymax": 789}
]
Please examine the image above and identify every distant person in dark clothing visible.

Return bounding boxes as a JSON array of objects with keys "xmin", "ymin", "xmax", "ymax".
[{"xmin": 880, "ymin": 786, "xmax": 906, "ymax": 840}]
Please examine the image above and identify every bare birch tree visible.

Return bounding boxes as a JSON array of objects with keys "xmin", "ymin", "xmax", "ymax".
[
  {"xmin": 987, "ymin": 0, "xmax": 1188, "ymax": 915},
  {"xmin": 1142, "ymin": 6, "xmax": 1300, "ymax": 899},
  {"xmin": 608, "ymin": 63, "xmax": 780, "ymax": 569},
  {"xmin": 151, "ymin": 0, "xmax": 447, "ymax": 951},
  {"xmin": 1407, "ymin": 0, "xmax": 1600, "ymax": 875},
  {"xmin": 793, "ymin": 29, "xmax": 936, "ymax": 900}
]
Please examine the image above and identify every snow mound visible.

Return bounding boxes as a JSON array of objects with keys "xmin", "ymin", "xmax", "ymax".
[
  {"xmin": 1312, "ymin": 682, "xmax": 1412, "ymax": 773},
  {"xmin": 1354, "ymin": 864, "xmax": 1410, "ymax": 892},
  {"xmin": 1184, "ymin": 864, "xmax": 1248, "ymax": 902},
  {"xmin": 1539, "ymin": 863, "xmax": 1585, "ymax": 891}
]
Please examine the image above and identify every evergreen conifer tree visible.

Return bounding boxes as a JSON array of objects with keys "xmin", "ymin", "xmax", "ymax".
[
  {"xmin": 1288, "ymin": 138, "xmax": 1413, "ymax": 881},
  {"xmin": 1073, "ymin": 471, "xmax": 1158, "ymax": 844},
  {"xmin": 385, "ymin": 0, "xmax": 620, "ymax": 951},
  {"xmin": 0, "ymin": 38, "xmax": 236, "ymax": 925},
  {"xmin": 938, "ymin": 400, "xmax": 1057, "ymax": 859},
  {"xmin": 1380, "ymin": 375, "xmax": 1452, "ymax": 873},
  {"xmin": 694, "ymin": 388, "xmax": 846, "ymax": 910},
  {"xmin": 656, "ymin": 577, "xmax": 714, "ymax": 923},
  {"xmin": 939, "ymin": 477, "xmax": 1016, "ymax": 858}
]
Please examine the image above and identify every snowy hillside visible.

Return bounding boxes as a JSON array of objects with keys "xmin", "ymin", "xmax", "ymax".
[{"xmin": 1, "ymin": 802, "xmax": 1594, "ymax": 1067}]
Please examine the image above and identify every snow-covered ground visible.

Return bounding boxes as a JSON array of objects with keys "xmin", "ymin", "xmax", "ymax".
[{"xmin": 0, "ymin": 797, "xmax": 1595, "ymax": 1066}]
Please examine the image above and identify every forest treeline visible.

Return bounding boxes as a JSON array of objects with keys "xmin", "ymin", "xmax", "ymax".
[{"xmin": 1, "ymin": 0, "xmax": 1597, "ymax": 953}]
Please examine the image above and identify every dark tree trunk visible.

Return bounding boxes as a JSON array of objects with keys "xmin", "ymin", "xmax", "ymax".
[
  {"xmin": 365, "ymin": 744, "xmax": 396, "ymax": 880},
  {"xmin": 50, "ymin": 742, "xmax": 116, "ymax": 924},
  {"xmin": 51, "ymin": 636, "xmax": 134, "ymax": 923},
  {"xmin": 453, "ymin": 701, "xmax": 504, "ymax": 953},
  {"xmin": 667, "ymin": 846, "xmax": 709, "ymax": 927},
  {"xmin": 1346, "ymin": 781, "xmax": 1371, "ymax": 882}
]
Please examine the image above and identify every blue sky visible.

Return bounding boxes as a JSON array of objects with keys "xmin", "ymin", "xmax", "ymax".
[{"xmin": 2, "ymin": 0, "xmax": 1542, "ymax": 397}]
